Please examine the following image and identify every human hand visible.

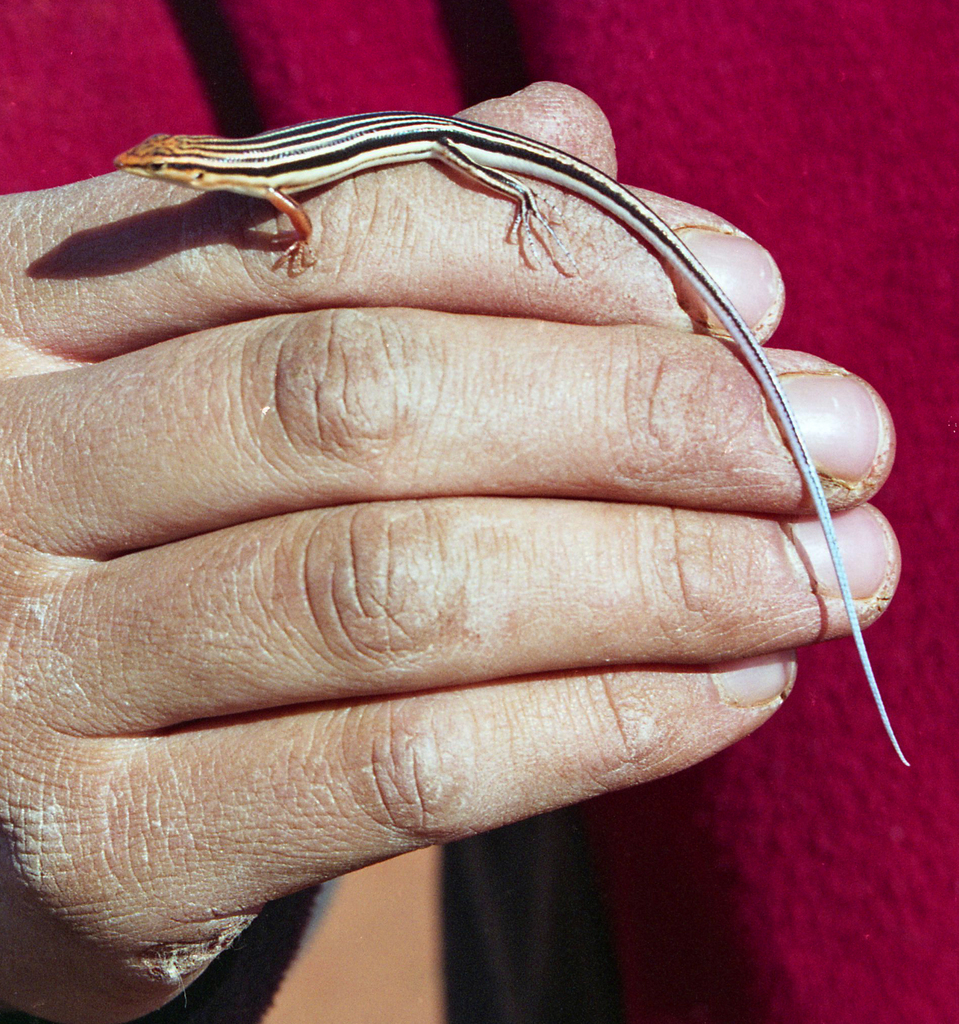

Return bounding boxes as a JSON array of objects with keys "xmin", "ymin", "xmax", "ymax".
[{"xmin": 0, "ymin": 82, "xmax": 897, "ymax": 1022}]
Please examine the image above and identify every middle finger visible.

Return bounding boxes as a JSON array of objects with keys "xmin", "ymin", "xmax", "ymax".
[{"xmin": 4, "ymin": 307, "xmax": 883, "ymax": 556}]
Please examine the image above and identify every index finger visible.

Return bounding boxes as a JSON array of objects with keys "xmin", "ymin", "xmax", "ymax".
[{"xmin": 4, "ymin": 84, "xmax": 781, "ymax": 361}]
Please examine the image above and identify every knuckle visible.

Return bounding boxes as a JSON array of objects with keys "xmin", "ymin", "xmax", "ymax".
[
  {"xmin": 641, "ymin": 509, "xmax": 720, "ymax": 653},
  {"xmin": 667, "ymin": 509, "xmax": 713, "ymax": 619},
  {"xmin": 592, "ymin": 672, "xmax": 664, "ymax": 771},
  {"xmin": 614, "ymin": 337, "xmax": 739, "ymax": 481},
  {"xmin": 642, "ymin": 509, "xmax": 791, "ymax": 659},
  {"xmin": 613, "ymin": 333, "xmax": 789, "ymax": 508},
  {"xmin": 361, "ymin": 700, "xmax": 475, "ymax": 841},
  {"xmin": 267, "ymin": 309, "xmax": 418, "ymax": 474},
  {"xmin": 590, "ymin": 670, "xmax": 712, "ymax": 782},
  {"xmin": 304, "ymin": 504, "xmax": 463, "ymax": 673},
  {"xmin": 621, "ymin": 343, "xmax": 697, "ymax": 461}
]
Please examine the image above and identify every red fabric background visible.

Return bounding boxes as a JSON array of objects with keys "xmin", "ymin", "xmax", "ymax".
[{"xmin": 1, "ymin": 1, "xmax": 955, "ymax": 1021}]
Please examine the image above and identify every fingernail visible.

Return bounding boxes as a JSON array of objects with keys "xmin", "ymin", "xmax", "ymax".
[
  {"xmin": 789, "ymin": 507, "xmax": 889, "ymax": 598},
  {"xmin": 781, "ymin": 374, "xmax": 881, "ymax": 482},
  {"xmin": 677, "ymin": 229, "xmax": 781, "ymax": 328},
  {"xmin": 711, "ymin": 653, "xmax": 796, "ymax": 707}
]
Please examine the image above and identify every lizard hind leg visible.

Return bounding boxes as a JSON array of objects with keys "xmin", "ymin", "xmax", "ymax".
[
  {"xmin": 508, "ymin": 189, "xmax": 579, "ymax": 274},
  {"xmin": 436, "ymin": 139, "xmax": 579, "ymax": 275}
]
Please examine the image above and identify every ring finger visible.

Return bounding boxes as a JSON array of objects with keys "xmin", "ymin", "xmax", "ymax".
[{"xmin": 35, "ymin": 496, "xmax": 896, "ymax": 733}]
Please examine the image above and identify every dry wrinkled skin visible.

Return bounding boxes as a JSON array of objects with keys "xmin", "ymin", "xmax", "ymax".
[{"xmin": 0, "ymin": 83, "xmax": 896, "ymax": 1022}]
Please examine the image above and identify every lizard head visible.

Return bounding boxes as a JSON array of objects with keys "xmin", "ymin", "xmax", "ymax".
[{"xmin": 114, "ymin": 134, "xmax": 219, "ymax": 190}]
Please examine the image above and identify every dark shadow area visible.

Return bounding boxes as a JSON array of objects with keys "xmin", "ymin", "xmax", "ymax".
[
  {"xmin": 443, "ymin": 807, "xmax": 625, "ymax": 1024},
  {"xmin": 437, "ymin": 0, "xmax": 529, "ymax": 107},
  {"xmin": 165, "ymin": 0, "xmax": 263, "ymax": 138},
  {"xmin": 28, "ymin": 192, "xmax": 285, "ymax": 279}
]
